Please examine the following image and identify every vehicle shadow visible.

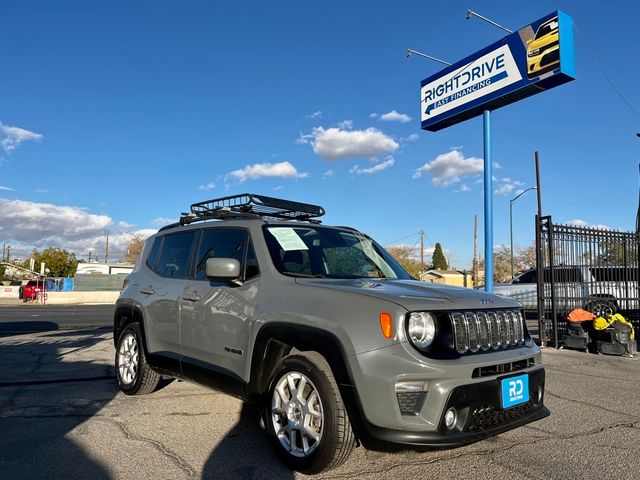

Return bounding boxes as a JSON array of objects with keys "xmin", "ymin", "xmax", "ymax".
[
  {"xmin": 202, "ymin": 402, "xmax": 294, "ymax": 480},
  {"xmin": 0, "ymin": 323, "xmax": 117, "ymax": 479}
]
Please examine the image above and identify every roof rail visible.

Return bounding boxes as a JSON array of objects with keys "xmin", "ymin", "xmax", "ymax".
[{"xmin": 174, "ymin": 193, "xmax": 325, "ymax": 227}]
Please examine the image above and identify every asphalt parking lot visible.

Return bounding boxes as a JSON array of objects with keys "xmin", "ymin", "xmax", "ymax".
[{"xmin": 1, "ymin": 321, "xmax": 638, "ymax": 479}]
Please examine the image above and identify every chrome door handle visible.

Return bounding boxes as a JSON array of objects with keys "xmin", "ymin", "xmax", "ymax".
[
  {"xmin": 140, "ymin": 287, "xmax": 156, "ymax": 295},
  {"xmin": 182, "ymin": 293, "xmax": 201, "ymax": 302}
]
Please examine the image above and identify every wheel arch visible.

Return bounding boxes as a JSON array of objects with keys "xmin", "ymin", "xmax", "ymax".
[
  {"xmin": 113, "ymin": 304, "xmax": 150, "ymax": 354},
  {"xmin": 247, "ymin": 323, "xmax": 356, "ymax": 399}
]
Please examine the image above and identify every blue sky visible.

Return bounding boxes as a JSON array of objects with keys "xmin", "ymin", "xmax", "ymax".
[{"xmin": 1, "ymin": 0, "xmax": 639, "ymax": 266}]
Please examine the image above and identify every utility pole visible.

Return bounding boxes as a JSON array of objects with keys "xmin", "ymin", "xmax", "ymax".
[
  {"xmin": 88, "ymin": 251, "xmax": 92, "ymax": 262},
  {"xmin": 2, "ymin": 242, "xmax": 5, "ymax": 261},
  {"xmin": 473, "ymin": 215, "xmax": 478, "ymax": 288},
  {"xmin": 6, "ymin": 245, "xmax": 10, "ymax": 263},
  {"xmin": 105, "ymin": 235, "xmax": 109, "ymax": 265},
  {"xmin": 419, "ymin": 230, "xmax": 425, "ymax": 275}
]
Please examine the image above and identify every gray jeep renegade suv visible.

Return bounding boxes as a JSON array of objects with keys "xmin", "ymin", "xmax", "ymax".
[{"xmin": 114, "ymin": 193, "xmax": 549, "ymax": 473}]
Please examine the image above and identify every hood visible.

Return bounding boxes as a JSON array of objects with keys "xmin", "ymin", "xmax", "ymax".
[{"xmin": 294, "ymin": 278, "xmax": 521, "ymax": 311}]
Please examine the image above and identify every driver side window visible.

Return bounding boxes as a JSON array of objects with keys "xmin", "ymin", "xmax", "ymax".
[{"xmin": 195, "ymin": 229, "xmax": 249, "ymax": 281}]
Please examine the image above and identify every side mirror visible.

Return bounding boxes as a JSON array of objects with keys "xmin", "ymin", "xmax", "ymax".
[
  {"xmin": 512, "ymin": 278, "xmax": 520, "ymax": 284},
  {"xmin": 206, "ymin": 258, "xmax": 241, "ymax": 279}
]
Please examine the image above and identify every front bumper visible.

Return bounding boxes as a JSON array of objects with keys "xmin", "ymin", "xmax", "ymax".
[{"xmin": 357, "ymin": 368, "xmax": 549, "ymax": 448}]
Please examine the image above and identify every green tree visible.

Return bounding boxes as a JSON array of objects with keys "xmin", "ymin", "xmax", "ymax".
[
  {"xmin": 431, "ymin": 242, "xmax": 448, "ymax": 270},
  {"xmin": 22, "ymin": 247, "xmax": 79, "ymax": 277}
]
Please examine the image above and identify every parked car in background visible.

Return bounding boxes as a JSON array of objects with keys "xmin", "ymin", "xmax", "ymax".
[
  {"xmin": 492, "ymin": 266, "xmax": 639, "ymax": 315},
  {"xmin": 19, "ymin": 280, "xmax": 43, "ymax": 302}
]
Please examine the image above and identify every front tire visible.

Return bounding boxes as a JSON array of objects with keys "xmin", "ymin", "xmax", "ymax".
[
  {"xmin": 264, "ymin": 351, "xmax": 355, "ymax": 474},
  {"xmin": 115, "ymin": 323, "xmax": 160, "ymax": 395}
]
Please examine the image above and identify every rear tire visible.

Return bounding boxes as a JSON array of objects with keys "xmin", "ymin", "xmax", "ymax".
[
  {"xmin": 585, "ymin": 298, "xmax": 617, "ymax": 317},
  {"xmin": 115, "ymin": 323, "xmax": 160, "ymax": 395},
  {"xmin": 264, "ymin": 351, "xmax": 355, "ymax": 474}
]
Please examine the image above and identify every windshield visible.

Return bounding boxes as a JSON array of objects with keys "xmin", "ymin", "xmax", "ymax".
[{"xmin": 263, "ymin": 225, "xmax": 410, "ymax": 280}]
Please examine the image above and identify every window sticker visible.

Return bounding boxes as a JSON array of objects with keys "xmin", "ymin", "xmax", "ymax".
[{"xmin": 269, "ymin": 227, "xmax": 309, "ymax": 251}]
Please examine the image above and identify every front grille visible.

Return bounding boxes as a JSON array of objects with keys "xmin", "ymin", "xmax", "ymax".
[
  {"xmin": 469, "ymin": 402, "xmax": 533, "ymax": 431},
  {"xmin": 451, "ymin": 310, "xmax": 525, "ymax": 354}
]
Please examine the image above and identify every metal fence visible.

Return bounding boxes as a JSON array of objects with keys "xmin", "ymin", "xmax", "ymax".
[{"xmin": 536, "ymin": 215, "xmax": 640, "ymax": 347}]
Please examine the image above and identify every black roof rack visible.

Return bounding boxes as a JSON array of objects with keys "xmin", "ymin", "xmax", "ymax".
[{"xmin": 169, "ymin": 193, "xmax": 325, "ymax": 228}]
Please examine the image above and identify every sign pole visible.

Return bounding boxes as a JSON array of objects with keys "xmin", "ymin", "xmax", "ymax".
[{"xmin": 483, "ymin": 110, "xmax": 493, "ymax": 293}]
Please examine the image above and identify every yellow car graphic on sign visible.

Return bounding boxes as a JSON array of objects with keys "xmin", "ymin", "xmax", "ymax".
[{"xmin": 527, "ymin": 17, "xmax": 560, "ymax": 79}]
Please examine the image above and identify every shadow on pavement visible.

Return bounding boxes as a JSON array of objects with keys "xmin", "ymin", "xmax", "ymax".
[
  {"xmin": 202, "ymin": 402, "xmax": 294, "ymax": 480},
  {"xmin": 0, "ymin": 321, "xmax": 59, "ymax": 338},
  {"xmin": 0, "ymin": 325, "xmax": 117, "ymax": 479}
]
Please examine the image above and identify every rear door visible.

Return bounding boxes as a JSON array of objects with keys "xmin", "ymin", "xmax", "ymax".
[
  {"xmin": 179, "ymin": 227, "xmax": 260, "ymax": 382},
  {"xmin": 142, "ymin": 230, "xmax": 196, "ymax": 358}
]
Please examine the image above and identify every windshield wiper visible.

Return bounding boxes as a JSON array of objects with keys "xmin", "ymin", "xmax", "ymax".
[{"xmin": 281, "ymin": 272, "xmax": 326, "ymax": 278}]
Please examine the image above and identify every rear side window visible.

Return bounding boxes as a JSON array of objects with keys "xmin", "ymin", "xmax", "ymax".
[
  {"xmin": 195, "ymin": 229, "xmax": 248, "ymax": 281},
  {"xmin": 543, "ymin": 267, "xmax": 582, "ymax": 283},
  {"xmin": 517, "ymin": 270, "xmax": 537, "ymax": 284},
  {"xmin": 155, "ymin": 231, "xmax": 196, "ymax": 278},
  {"xmin": 146, "ymin": 237, "xmax": 163, "ymax": 270}
]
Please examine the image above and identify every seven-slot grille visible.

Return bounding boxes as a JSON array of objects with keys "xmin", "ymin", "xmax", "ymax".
[{"xmin": 451, "ymin": 310, "xmax": 525, "ymax": 354}]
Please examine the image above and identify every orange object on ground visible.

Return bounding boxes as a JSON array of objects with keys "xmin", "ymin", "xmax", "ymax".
[{"xmin": 566, "ymin": 308, "xmax": 596, "ymax": 323}]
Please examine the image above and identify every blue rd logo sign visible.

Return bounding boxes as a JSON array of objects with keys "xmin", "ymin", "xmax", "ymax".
[{"xmin": 501, "ymin": 374, "xmax": 529, "ymax": 409}]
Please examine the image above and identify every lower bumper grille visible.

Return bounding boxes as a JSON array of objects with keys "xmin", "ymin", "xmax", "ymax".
[{"xmin": 469, "ymin": 402, "xmax": 533, "ymax": 432}]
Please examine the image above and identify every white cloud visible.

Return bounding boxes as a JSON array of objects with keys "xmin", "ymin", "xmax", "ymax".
[
  {"xmin": 413, "ymin": 150, "xmax": 483, "ymax": 186},
  {"xmin": 307, "ymin": 111, "xmax": 322, "ymax": 119},
  {"xmin": 455, "ymin": 184, "xmax": 471, "ymax": 193},
  {"xmin": 0, "ymin": 185, "xmax": 14, "ymax": 191},
  {"xmin": 150, "ymin": 217, "xmax": 175, "ymax": 226},
  {"xmin": 0, "ymin": 198, "xmax": 155, "ymax": 259},
  {"xmin": 274, "ymin": 185, "xmax": 284, "ymax": 191},
  {"xmin": 0, "ymin": 122, "xmax": 43, "ymax": 153},
  {"xmin": 566, "ymin": 219, "xmax": 612, "ymax": 230},
  {"xmin": 495, "ymin": 184, "xmax": 515, "ymax": 196},
  {"xmin": 495, "ymin": 178, "xmax": 527, "ymax": 196},
  {"xmin": 323, "ymin": 169, "xmax": 334, "ymax": 178},
  {"xmin": 225, "ymin": 161, "xmax": 308, "ymax": 184},
  {"xmin": 299, "ymin": 126, "xmax": 398, "ymax": 161},
  {"xmin": 34, "ymin": 189, "xmax": 49, "ymax": 193},
  {"xmin": 198, "ymin": 182, "xmax": 216, "ymax": 191},
  {"xmin": 378, "ymin": 110, "xmax": 412, "ymax": 123},
  {"xmin": 349, "ymin": 157, "xmax": 395, "ymax": 175},
  {"xmin": 337, "ymin": 119, "xmax": 353, "ymax": 130},
  {"xmin": 401, "ymin": 133, "xmax": 419, "ymax": 143}
]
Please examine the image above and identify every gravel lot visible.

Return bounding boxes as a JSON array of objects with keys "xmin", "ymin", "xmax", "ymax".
[{"xmin": 1, "ymin": 326, "xmax": 638, "ymax": 480}]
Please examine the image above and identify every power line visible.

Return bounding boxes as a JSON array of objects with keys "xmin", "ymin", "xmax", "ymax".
[
  {"xmin": 573, "ymin": 21, "xmax": 640, "ymax": 117},
  {"xmin": 383, "ymin": 231, "xmax": 421, "ymax": 246}
]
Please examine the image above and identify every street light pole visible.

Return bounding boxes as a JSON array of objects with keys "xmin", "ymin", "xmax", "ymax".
[{"xmin": 510, "ymin": 187, "xmax": 537, "ymax": 279}]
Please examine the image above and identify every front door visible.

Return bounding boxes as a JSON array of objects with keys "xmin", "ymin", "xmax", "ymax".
[{"xmin": 179, "ymin": 228, "xmax": 260, "ymax": 382}]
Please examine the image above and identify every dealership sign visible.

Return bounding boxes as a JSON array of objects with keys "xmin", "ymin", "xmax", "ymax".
[{"xmin": 421, "ymin": 10, "xmax": 575, "ymax": 131}]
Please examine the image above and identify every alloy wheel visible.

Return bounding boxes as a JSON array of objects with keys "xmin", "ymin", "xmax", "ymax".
[{"xmin": 271, "ymin": 371, "xmax": 324, "ymax": 457}]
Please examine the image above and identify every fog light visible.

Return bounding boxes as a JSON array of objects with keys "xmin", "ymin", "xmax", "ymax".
[{"xmin": 444, "ymin": 407, "xmax": 457, "ymax": 429}]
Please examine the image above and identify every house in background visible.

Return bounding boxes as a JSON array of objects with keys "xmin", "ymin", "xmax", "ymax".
[{"xmin": 420, "ymin": 269, "xmax": 473, "ymax": 288}]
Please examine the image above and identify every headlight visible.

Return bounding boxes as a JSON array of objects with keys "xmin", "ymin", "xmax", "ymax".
[
  {"xmin": 407, "ymin": 312, "xmax": 436, "ymax": 350},
  {"xmin": 528, "ymin": 48, "xmax": 540, "ymax": 57}
]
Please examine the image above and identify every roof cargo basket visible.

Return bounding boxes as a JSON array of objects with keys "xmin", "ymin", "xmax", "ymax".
[{"xmin": 177, "ymin": 193, "xmax": 325, "ymax": 226}]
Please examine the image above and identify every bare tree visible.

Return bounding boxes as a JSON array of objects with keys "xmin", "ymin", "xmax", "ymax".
[
  {"xmin": 386, "ymin": 245, "xmax": 422, "ymax": 279},
  {"xmin": 125, "ymin": 235, "xmax": 147, "ymax": 264}
]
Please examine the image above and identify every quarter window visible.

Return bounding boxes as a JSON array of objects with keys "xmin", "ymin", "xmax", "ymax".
[{"xmin": 146, "ymin": 237, "xmax": 163, "ymax": 270}]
